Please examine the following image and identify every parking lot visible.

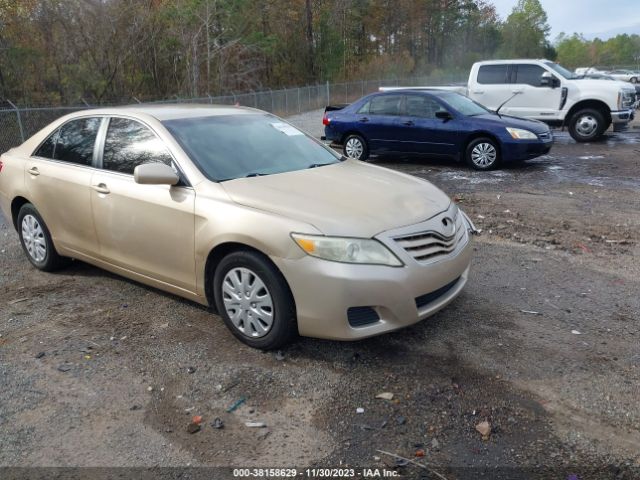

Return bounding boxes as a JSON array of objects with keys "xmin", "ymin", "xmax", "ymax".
[{"xmin": 1, "ymin": 110, "xmax": 639, "ymax": 478}]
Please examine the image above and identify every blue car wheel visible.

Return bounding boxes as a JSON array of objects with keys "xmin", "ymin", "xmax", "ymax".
[
  {"xmin": 344, "ymin": 134, "xmax": 369, "ymax": 161},
  {"xmin": 466, "ymin": 137, "xmax": 500, "ymax": 170}
]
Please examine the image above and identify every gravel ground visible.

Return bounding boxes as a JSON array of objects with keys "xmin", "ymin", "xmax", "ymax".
[{"xmin": 1, "ymin": 110, "xmax": 639, "ymax": 479}]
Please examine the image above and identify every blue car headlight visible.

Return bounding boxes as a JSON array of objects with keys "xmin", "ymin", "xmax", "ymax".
[{"xmin": 506, "ymin": 127, "xmax": 538, "ymax": 140}]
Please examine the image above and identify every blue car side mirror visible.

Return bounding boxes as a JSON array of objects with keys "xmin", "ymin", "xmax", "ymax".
[{"xmin": 436, "ymin": 110, "xmax": 453, "ymax": 121}]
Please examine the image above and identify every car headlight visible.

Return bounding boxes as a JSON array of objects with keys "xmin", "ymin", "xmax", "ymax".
[
  {"xmin": 506, "ymin": 127, "xmax": 538, "ymax": 140},
  {"xmin": 291, "ymin": 233, "xmax": 403, "ymax": 266}
]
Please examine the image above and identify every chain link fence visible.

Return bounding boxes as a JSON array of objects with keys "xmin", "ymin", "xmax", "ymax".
[{"xmin": 0, "ymin": 73, "xmax": 465, "ymax": 153}]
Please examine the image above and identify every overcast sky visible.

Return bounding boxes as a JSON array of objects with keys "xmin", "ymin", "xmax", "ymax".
[{"xmin": 490, "ymin": 0, "xmax": 640, "ymax": 40}]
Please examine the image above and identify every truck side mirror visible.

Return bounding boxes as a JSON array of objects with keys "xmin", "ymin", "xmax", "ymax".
[{"xmin": 541, "ymin": 72, "xmax": 559, "ymax": 88}]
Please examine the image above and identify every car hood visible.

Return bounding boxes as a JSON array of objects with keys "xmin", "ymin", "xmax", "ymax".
[
  {"xmin": 220, "ymin": 159, "xmax": 452, "ymax": 237},
  {"xmin": 471, "ymin": 113, "xmax": 550, "ymax": 134},
  {"xmin": 575, "ymin": 78, "xmax": 635, "ymax": 91}
]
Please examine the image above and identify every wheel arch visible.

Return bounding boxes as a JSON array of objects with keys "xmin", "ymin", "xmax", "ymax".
[
  {"xmin": 463, "ymin": 131, "xmax": 502, "ymax": 158},
  {"xmin": 566, "ymin": 100, "xmax": 611, "ymax": 126},
  {"xmin": 203, "ymin": 241, "xmax": 296, "ymax": 313},
  {"xmin": 340, "ymin": 130, "xmax": 367, "ymax": 145},
  {"xmin": 10, "ymin": 196, "xmax": 31, "ymax": 231}
]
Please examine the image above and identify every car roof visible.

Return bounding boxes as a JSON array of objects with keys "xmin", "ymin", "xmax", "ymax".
[
  {"xmin": 375, "ymin": 88, "xmax": 451, "ymax": 96},
  {"xmin": 474, "ymin": 59, "xmax": 551, "ymax": 65},
  {"xmin": 66, "ymin": 104, "xmax": 261, "ymax": 121}
]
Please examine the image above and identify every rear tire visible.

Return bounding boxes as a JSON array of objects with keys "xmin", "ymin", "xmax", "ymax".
[
  {"xmin": 465, "ymin": 137, "xmax": 500, "ymax": 170},
  {"xmin": 343, "ymin": 134, "xmax": 369, "ymax": 161},
  {"xmin": 631, "ymin": 77, "xmax": 637, "ymax": 84},
  {"xmin": 213, "ymin": 250, "xmax": 297, "ymax": 350},
  {"xmin": 568, "ymin": 108, "xmax": 605, "ymax": 142},
  {"xmin": 17, "ymin": 203, "xmax": 70, "ymax": 272}
]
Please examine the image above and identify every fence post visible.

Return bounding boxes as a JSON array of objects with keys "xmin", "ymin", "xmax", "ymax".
[
  {"xmin": 7, "ymin": 100, "xmax": 25, "ymax": 143},
  {"xmin": 297, "ymin": 87, "xmax": 301, "ymax": 113},
  {"xmin": 132, "ymin": 97, "xmax": 142, "ymax": 104},
  {"xmin": 268, "ymin": 89, "xmax": 274, "ymax": 112},
  {"xmin": 252, "ymin": 89, "xmax": 257, "ymax": 108},
  {"xmin": 362, "ymin": 79, "xmax": 364, "ymax": 96},
  {"xmin": 285, "ymin": 88, "xmax": 288, "ymax": 113},
  {"xmin": 326, "ymin": 81, "xmax": 330, "ymax": 106},
  {"xmin": 207, "ymin": 94, "xmax": 213, "ymax": 104}
]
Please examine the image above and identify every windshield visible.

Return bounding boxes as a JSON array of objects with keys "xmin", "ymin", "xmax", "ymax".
[
  {"xmin": 163, "ymin": 114, "xmax": 341, "ymax": 181},
  {"xmin": 438, "ymin": 92, "xmax": 489, "ymax": 116},
  {"xmin": 544, "ymin": 61, "xmax": 578, "ymax": 79}
]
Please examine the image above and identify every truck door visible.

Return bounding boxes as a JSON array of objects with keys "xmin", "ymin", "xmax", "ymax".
[{"xmin": 503, "ymin": 64, "xmax": 563, "ymax": 120}]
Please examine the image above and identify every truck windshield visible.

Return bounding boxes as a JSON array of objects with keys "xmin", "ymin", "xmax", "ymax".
[
  {"xmin": 439, "ymin": 92, "xmax": 489, "ymax": 116},
  {"xmin": 163, "ymin": 113, "xmax": 342, "ymax": 182},
  {"xmin": 544, "ymin": 62, "xmax": 578, "ymax": 79}
]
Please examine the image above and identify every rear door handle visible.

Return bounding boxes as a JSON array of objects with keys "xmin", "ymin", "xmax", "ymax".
[
  {"xmin": 512, "ymin": 89, "xmax": 524, "ymax": 94},
  {"xmin": 92, "ymin": 183, "xmax": 110, "ymax": 194},
  {"xmin": 358, "ymin": 117, "xmax": 369, "ymax": 123},
  {"xmin": 28, "ymin": 167, "xmax": 40, "ymax": 176},
  {"xmin": 402, "ymin": 120, "xmax": 415, "ymax": 126},
  {"xmin": 472, "ymin": 90, "xmax": 484, "ymax": 94}
]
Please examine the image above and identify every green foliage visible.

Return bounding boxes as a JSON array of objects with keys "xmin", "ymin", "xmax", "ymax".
[
  {"xmin": 499, "ymin": 0, "xmax": 551, "ymax": 58},
  {"xmin": 556, "ymin": 33, "xmax": 640, "ymax": 68}
]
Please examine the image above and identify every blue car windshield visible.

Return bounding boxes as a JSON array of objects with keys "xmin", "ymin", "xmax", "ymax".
[
  {"xmin": 163, "ymin": 113, "xmax": 341, "ymax": 181},
  {"xmin": 439, "ymin": 93, "xmax": 489, "ymax": 116}
]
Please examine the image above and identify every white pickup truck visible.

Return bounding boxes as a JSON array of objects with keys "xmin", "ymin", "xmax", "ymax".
[{"xmin": 384, "ymin": 59, "xmax": 637, "ymax": 142}]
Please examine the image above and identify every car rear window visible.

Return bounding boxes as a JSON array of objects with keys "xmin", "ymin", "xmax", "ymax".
[
  {"xmin": 369, "ymin": 95, "xmax": 403, "ymax": 115},
  {"xmin": 163, "ymin": 114, "xmax": 341, "ymax": 182}
]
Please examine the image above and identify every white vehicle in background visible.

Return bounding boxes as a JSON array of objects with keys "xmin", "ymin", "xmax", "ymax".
[
  {"xmin": 383, "ymin": 59, "xmax": 636, "ymax": 142},
  {"xmin": 574, "ymin": 67, "xmax": 606, "ymax": 76},
  {"xmin": 606, "ymin": 69, "xmax": 639, "ymax": 83}
]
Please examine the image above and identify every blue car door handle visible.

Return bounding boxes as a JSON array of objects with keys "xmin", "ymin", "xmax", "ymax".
[
  {"xmin": 402, "ymin": 120, "xmax": 414, "ymax": 126},
  {"xmin": 359, "ymin": 117, "xmax": 369, "ymax": 122}
]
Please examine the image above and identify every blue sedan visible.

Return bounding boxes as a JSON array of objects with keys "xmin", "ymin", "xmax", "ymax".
[{"xmin": 322, "ymin": 90, "xmax": 553, "ymax": 170}]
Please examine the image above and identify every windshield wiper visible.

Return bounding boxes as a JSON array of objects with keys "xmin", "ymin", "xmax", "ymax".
[
  {"xmin": 495, "ymin": 91, "xmax": 522, "ymax": 117},
  {"xmin": 245, "ymin": 172, "xmax": 269, "ymax": 177},
  {"xmin": 307, "ymin": 162, "xmax": 335, "ymax": 169}
]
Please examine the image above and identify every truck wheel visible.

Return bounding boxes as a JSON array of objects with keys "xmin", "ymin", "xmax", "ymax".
[
  {"xmin": 568, "ymin": 109, "xmax": 605, "ymax": 142},
  {"xmin": 343, "ymin": 134, "xmax": 369, "ymax": 161},
  {"xmin": 631, "ymin": 77, "xmax": 638, "ymax": 84},
  {"xmin": 465, "ymin": 137, "xmax": 500, "ymax": 170}
]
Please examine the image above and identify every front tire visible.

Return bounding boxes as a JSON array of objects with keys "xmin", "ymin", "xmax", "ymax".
[
  {"xmin": 465, "ymin": 137, "xmax": 500, "ymax": 170},
  {"xmin": 568, "ymin": 109, "xmax": 605, "ymax": 142},
  {"xmin": 631, "ymin": 77, "xmax": 637, "ymax": 84},
  {"xmin": 17, "ymin": 203, "xmax": 70, "ymax": 271},
  {"xmin": 343, "ymin": 134, "xmax": 369, "ymax": 161},
  {"xmin": 213, "ymin": 250, "xmax": 297, "ymax": 350}
]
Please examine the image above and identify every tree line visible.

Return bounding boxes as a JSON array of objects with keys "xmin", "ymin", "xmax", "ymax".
[
  {"xmin": 0, "ymin": 0, "xmax": 616, "ymax": 106},
  {"xmin": 555, "ymin": 33, "xmax": 640, "ymax": 70}
]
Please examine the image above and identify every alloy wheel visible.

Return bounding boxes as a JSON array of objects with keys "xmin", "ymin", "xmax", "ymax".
[
  {"xmin": 21, "ymin": 214, "xmax": 47, "ymax": 262},
  {"xmin": 221, "ymin": 267, "xmax": 274, "ymax": 338}
]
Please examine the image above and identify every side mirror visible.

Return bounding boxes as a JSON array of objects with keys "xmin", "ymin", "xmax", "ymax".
[
  {"xmin": 134, "ymin": 162, "xmax": 179, "ymax": 186},
  {"xmin": 435, "ymin": 110, "xmax": 453, "ymax": 121},
  {"xmin": 541, "ymin": 72, "xmax": 559, "ymax": 88}
]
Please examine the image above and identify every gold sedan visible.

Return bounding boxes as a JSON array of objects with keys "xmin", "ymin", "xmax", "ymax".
[{"xmin": 0, "ymin": 106, "xmax": 475, "ymax": 349}]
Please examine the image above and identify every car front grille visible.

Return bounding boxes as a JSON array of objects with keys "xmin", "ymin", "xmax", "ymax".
[{"xmin": 394, "ymin": 216, "xmax": 466, "ymax": 263}]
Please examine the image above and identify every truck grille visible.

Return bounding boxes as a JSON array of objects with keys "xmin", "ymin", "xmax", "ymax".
[{"xmin": 394, "ymin": 216, "xmax": 465, "ymax": 262}]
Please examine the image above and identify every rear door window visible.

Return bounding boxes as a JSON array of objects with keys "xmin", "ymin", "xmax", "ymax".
[
  {"xmin": 369, "ymin": 95, "xmax": 403, "ymax": 116},
  {"xmin": 514, "ymin": 64, "xmax": 547, "ymax": 86},
  {"xmin": 102, "ymin": 117, "xmax": 173, "ymax": 175},
  {"xmin": 34, "ymin": 117, "xmax": 101, "ymax": 166},
  {"xmin": 477, "ymin": 65, "xmax": 509, "ymax": 84}
]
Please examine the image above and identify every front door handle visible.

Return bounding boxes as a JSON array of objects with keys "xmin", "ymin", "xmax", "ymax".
[
  {"xmin": 358, "ymin": 117, "xmax": 369, "ymax": 123},
  {"xmin": 403, "ymin": 120, "xmax": 415, "ymax": 126},
  {"xmin": 28, "ymin": 167, "xmax": 40, "ymax": 176},
  {"xmin": 472, "ymin": 90, "xmax": 484, "ymax": 94},
  {"xmin": 92, "ymin": 183, "xmax": 110, "ymax": 194}
]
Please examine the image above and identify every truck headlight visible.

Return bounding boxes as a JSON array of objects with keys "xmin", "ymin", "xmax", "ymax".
[
  {"xmin": 291, "ymin": 233, "xmax": 403, "ymax": 266},
  {"xmin": 506, "ymin": 127, "xmax": 538, "ymax": 140}
]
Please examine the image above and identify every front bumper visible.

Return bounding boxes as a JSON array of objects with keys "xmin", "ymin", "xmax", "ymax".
[
  {"xmin": 271, "ymin": 209, "xmax": 474, "ymax": 340},
  {"xmin": 501, "ymin": 137, "xmax": 553, "ymax": 161},
  {"xmin": 611, "ymin": 109, "xmax": 635, "ymax": 124}
]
